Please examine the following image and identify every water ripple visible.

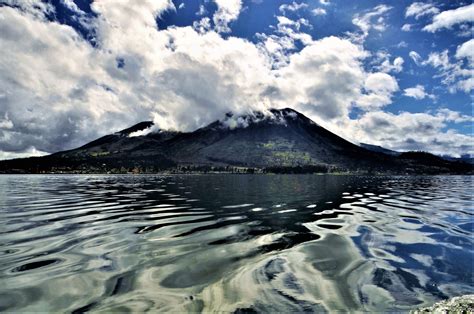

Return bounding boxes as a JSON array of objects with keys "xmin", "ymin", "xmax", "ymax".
[{"xmin": 0, "ymin": 174, "xmax": 472, "ymax": 312}]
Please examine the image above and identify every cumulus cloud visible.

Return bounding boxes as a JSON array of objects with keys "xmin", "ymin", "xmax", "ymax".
[
  {"xmin": 212, "ymin": 0, "xmax": 243, "ymax": 33},
  {"xmin": 405, "ymin": 2, "xmax": 439, "ymax": 20},
  {"xmin": 256, "ymin": 15, "xmax": 313, "ymax": 67},
  {"xmin": 279, "ymin": 2, "xmax": 308, "ymax": 14},
  {"xmin": 1, "ymin": 0, "xmax": 54, "ymax": 18},
  {"xmin": 352, "ymin": 5, "xmax": 392, "ymax": 41},
  {"xmin": 345, "ymin": 110, "xmax": 473, "ymax": 156},
  {"xmin": 409, "ymin": 51, "xmax": 422, "ymax": 65},
  {"xmin": 0, "ymin": 1, "xmax": 472, "ymax": 159},
  {"xmin": 423, "ymin": 3, "xmax": 474, "ymax": 32},
  {"xmin": 273, "ymin": 36, "xmax": 371, "ymax": 119},
  {"xmin": 401, "ymin": 23, "xmax": 412, "ymax": 31},
  {"xmin": 312, "ymin": 8, "xmax": 327, "ymax": 16},
  {"xmin": 455, "ymin": 38, "xmax": 474, "ymax": 65},
  {"xmin": 403, "ymin": 85, "xmax": 435, "ymax": 100},
  {"xmin": 0, "ymin": 147, "xmax": 48, "ymax": 160},
  {"xmin": 61, "ymin": 0, "xmax": 84, "ymax": 15},
  {"xmin": 423, "ymin": 50, "xmax": 450, "ymax": 68},
  {"xmin": 373, "ymin": 51, "xmax": 404, "ymax": 73},
  {"xmin": 356, "ymin": 73, "xmax": 399, "ymax": 110},
  {"xmin": 421, "ymin": 49, "xmax": 474, "ymax": 93}
]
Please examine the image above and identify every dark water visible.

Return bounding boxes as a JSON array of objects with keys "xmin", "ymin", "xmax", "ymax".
[{"xmin": 0, "ymin": 174, "xmax": 472, "ymax": 312}]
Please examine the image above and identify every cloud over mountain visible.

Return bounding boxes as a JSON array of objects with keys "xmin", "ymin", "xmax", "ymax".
[{"xmin": 0, "ymin": 0, "xmax": 472, "ymax": 158}]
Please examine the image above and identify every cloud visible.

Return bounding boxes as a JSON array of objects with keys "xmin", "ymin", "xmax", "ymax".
[
  {"xmin": 423, "ymin": 50, "xmax": 450, "ymax": 68},
  {"xmin": 405, "ymin": 2, "xmax": 439, "ymax": 20},
  {"xmin": 61, "ymin": 0, "xmax": 85, "ymax": 15},
  {"xmin": 423, "ymin": 3, "xmax": 474, "ymax": 32},
  {"xmin": 356, "ymin": 72, "xmax": 399, "ymax": 110},
  {"xmin": 373, "ymin": 51, "xmax": 404, "ymax": 73},
  {"xmin": 273, "ymin": 36, "xmax": 371, "ymax": 119},
  {"xmin": 196, "ymin": 4, "xmax": 207, "ymax": 16},
  {"xmin": 0, "ymin": 113, "xmax": 14, "ymax": 130},
  {"xmin": 409, "ymin": 51, "xmax": 422, "ymax": 65},
  {"xmin": 352, "ymin": 5, "xmax": 392, "ymax": 41},
  {"xmin": 396, "ymin": 41, "xmax": 408, "ymax": 48},
  {"xmin": 193, "ymin": 17, "xmax": 212, "ymax": 33},
  {"xmin": 1, "ymin": 0, "xmax": 54, "ymax": 18},
  {"xmin": 212, "ymin": 0, "xmax": 243, "ymax": 33},
  {"xmin": 319, "ymin": 0, "xmax": 330, "ymax": 5},
  {"xmin": 455, "ymin": 38, "xmax": 474, "ymax": 65},
  {"xmin": 279, "ymin": 2, "xmax": 308, "ymax": 14},
  {"xmin": 0, "ymin": 146, "xmax": 48, "ymax": 160},
  {"xmin": 345, "ymin": 110, "xmax": 473, "ymax": 156},
  {"xmin": 312, "ymin": 8, "xmax": 327, "ymax": 16},
  {"xmin": 403, "ymin": 85, "xmax": 435, "ymax": 100},
  {"xmin": 0, "ymin": 1, "xmax": 471, "ymax": 159},
  {"xmin": 255, "ymin": 15, "xmax": 314, "ymax": 67},
  {"xmin": 421, "ymin": 49, "xmax": 473, "ymax": 93},
  {"xmin": 401, "ymin": 23, "xmax": 412, "ymax": 31}
]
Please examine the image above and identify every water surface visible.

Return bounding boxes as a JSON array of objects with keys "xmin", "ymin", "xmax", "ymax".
[{"xmin": 0, "ymin": 174, "xmax": 472, "ymax": 312}]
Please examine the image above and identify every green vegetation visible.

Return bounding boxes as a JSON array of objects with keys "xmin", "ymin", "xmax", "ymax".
[{"xmin": 90, "ymin": 151, "xmax": 110, "ymax": 157}]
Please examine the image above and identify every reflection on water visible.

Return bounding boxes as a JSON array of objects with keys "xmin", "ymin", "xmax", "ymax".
[{"xmin": 0, "ymin": 174, "xmax": 472, "ymax": 312}]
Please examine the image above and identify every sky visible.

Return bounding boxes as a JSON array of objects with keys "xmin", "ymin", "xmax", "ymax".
[{"xmin": 0, "ymin": 0, "xmax": 473, "ymax": 159}]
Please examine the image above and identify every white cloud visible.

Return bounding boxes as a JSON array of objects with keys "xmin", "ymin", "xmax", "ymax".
[
  {"xmin": 212, "ymin": 0, "xmax": 243, "ymax": 33},
  {"xmin": 409, "ymin": 51, "xmax": 422, "ymax": 65},
  {"xmin": 345, "ymin": 110, "xmax": 473, "ymax": 156},
  {"xmin": 255, "ymin": 15, "xmax": 314, "ymax": 67},
  {"xmin": 0, "ymin": 146, "xmax": 48, "ymax": 160},
  {"xmin": 178, "ymin": 3, "xmax": 185, "ymax": 10},
  {"xmin": 356, "ymin": 73, "xmax": 399, "ymax": 110},
  {"xmin": 421, "ymin": 49, "xmax": 474, "ymax": 93},
  {"xmin": 0, "ymin": 113, "xmax": 14, "ymax": 130},
  {"xmin": 423, "ymin": 50, "xmax": 451, "ymax": 68},
  {"xmin": 312, "ymin": 8, "xmax": 327, "ymax": 16},
  {"xmin": 279, "ymin": 2, "xmax": 308, "ymax": 14},
  {"xmin": 273, "ymin": 36, "xmax": 371, "ymax": 119},
  {"xmin": 457, "ymin": 78, "xmax": 474, "ymax": 93},
  {"xmin": 392, "ymin": 57, "xmax": 404, "ymax": 72},
  {"xmin": 401, "ymin": 23, "xmax": 412, "ymax": 31},
  {"xmin": 0, "ymin": 1, "xmax": 471, "ymax": 159},
  {"xmin": 423, "ymin": 4, "xmax": 474, "ymax": 32},
  {"xmin": 352, "ymin": 5, "xmax": 392, "ymax": 41},
  {"xmin": 396, "ymin": 41, "xmax": 408, "ymax": 48},
  {"xmin": 320, "ymin": 0, "xmax": 330, "ymax": 5},
  {"xmin": 403, "ymin": 85, "xmax": 435, "ymax": 100},
  {"xmin": 193, "ymin": 17, "xmax": 212, "ymax": 33},
  {"xmin": 1, "ymin": 0, "xmax": 54, "ymax": 18},
  {"xmin": 61, "ymin": 0, "xmax": 84, "ymax": 15},
  {"xmin": 375, "ymin": 53, "xmax": 404, "ymax": 73},
  {"xmin": 196, "ymin": 4, "xmax": 206, "ymax": 16},
  {"xmin": 405, "ymin": 2, "xmax": 439, "ymax": 19},
  {"xmin": 455, "ymin": 39, "xmax": 474, "ymax": 65},
  {"xmin": 364, "ymin": 73, "xmax": 399, "ymax": 93}
]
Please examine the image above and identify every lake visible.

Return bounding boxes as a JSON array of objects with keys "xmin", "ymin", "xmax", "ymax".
[{"xmin": 0, "ymin": 174, "xmax": 472, "ymax": 312}]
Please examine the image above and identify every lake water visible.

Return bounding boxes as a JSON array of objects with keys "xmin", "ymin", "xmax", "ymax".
[{"xmin": 0, "ymin": 174, "xmax": 472, "ymax": 312}]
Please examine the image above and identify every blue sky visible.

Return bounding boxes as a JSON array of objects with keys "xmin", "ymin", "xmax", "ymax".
[{"xmin": 0, "ymin": 0, "xmax": 472, "ymax": 159}]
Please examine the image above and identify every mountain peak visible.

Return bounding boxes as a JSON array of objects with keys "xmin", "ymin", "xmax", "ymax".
[
  {"xmin": 116, "ymin": 121, "xmax": 154, "ymax": 136},
  {"xmin": 216, "ymin": 107, "xmax": 315, "ymax": 130}
]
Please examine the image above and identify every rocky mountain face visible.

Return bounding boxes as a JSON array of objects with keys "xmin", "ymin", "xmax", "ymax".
[{"xmin": 0, "ymin": 108, "xmax": 471, "ymax": 174}]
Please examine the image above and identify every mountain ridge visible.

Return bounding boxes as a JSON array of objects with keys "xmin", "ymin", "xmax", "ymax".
[{"xmin": 0, "ymin": 108, "xmax": 471, "ymax": 174}]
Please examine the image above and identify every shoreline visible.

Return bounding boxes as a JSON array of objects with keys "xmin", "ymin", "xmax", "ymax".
[{"xmin": 0, "ymin": 171, "xmax": 471, "ymax": 176}]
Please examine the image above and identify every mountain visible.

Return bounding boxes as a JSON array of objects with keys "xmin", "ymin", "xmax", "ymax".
[
  {"xmin": 0, "ymin": 108, "xmax": 471, "ymax": 174},
  {"xmin": 359, "ymin": 143, "xmax": 400, "ymax": 156}
]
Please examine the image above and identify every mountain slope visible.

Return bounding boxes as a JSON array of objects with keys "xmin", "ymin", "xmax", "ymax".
[
  {"xmin": 164, "ymin": 108, "xmax": 390, "ymax": 170},
  {"xmin": 360, "ymin": 143, "xmax": 400, "ymax": 156},
  {"xmin": 0, "ymin": 108, "xmax": 471, "ymax": 174}
]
